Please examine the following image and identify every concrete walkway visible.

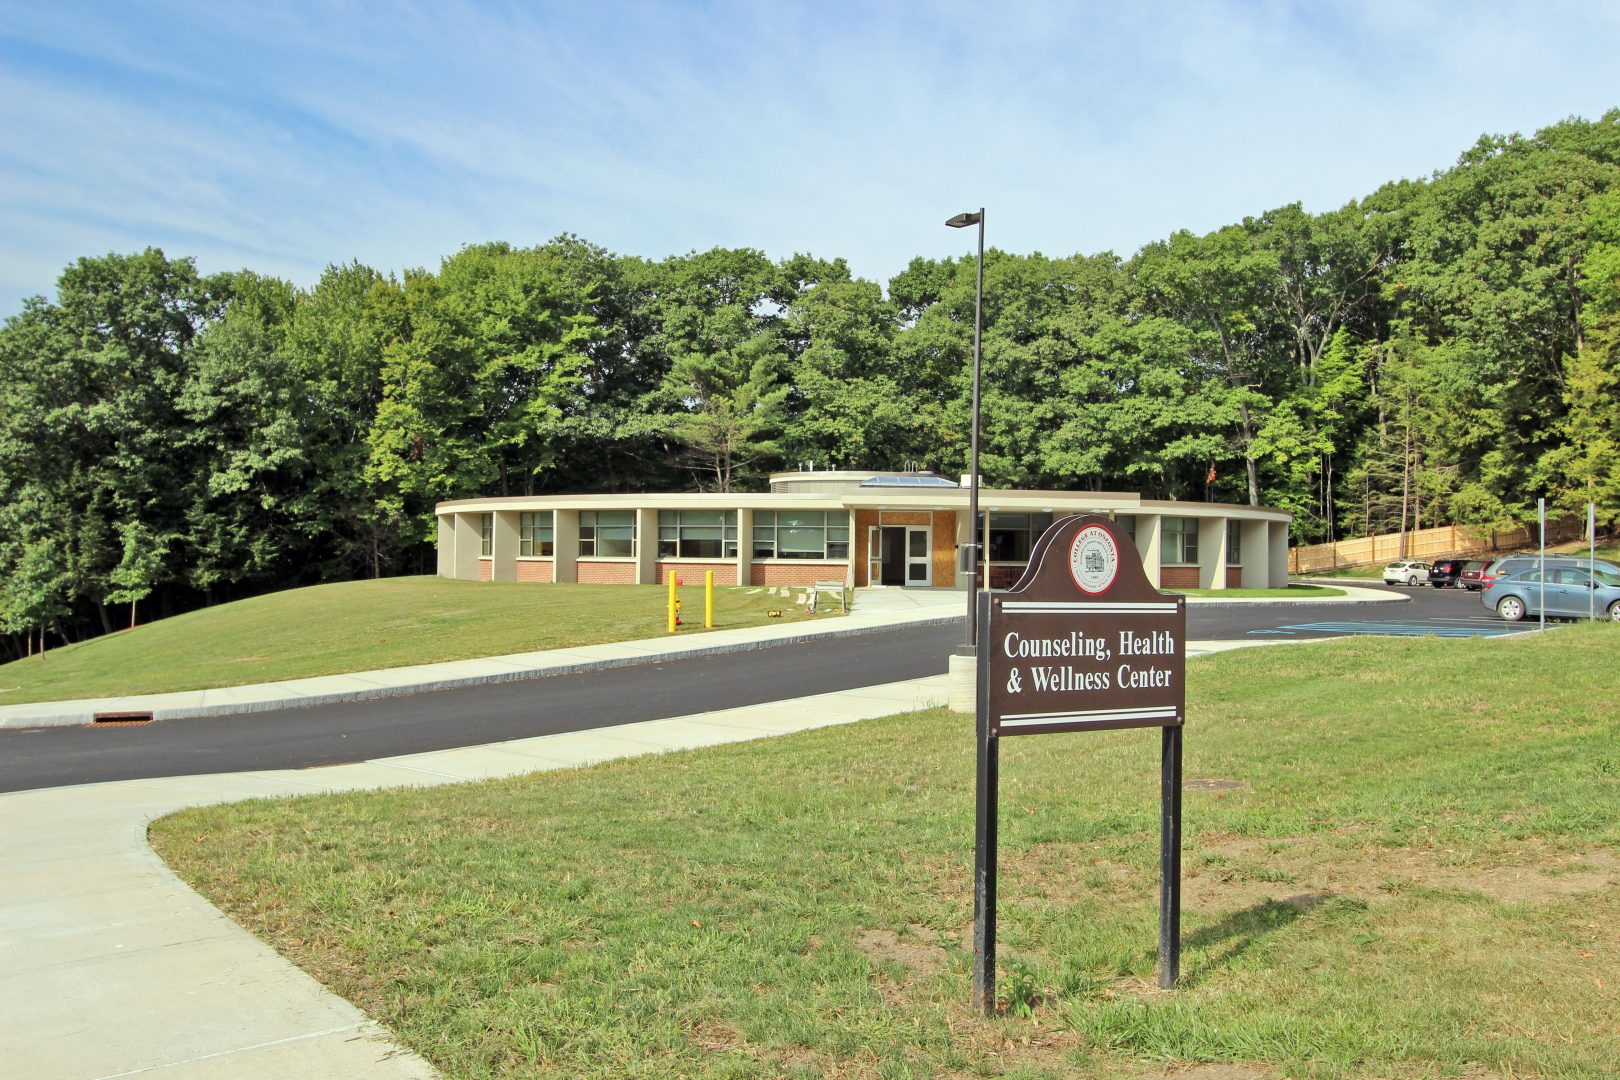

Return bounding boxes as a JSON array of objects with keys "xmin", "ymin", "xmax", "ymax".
[{"xmin": 0, "ymin": 584, "xmax": 1398, "ymax": 729}]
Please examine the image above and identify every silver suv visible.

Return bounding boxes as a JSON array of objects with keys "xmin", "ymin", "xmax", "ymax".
[{"xmin": 1479, "ymin": 554, "xmax": 1620, "ymax": 590}]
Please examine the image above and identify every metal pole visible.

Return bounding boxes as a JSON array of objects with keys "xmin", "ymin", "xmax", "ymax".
[
  {"xmin": 971, "ymin": 591, "xmax": 998, "ymax": 1014},
  {"xmin": 1159, "ymin": 724, "xmax": 1183, "ymax": 988},
  {"xmin": 1590, "ymin": 503, "xmax": 1597, "ymax": 622},
  {"xmin": 1538, "ymin": 497, "xmax": 1546, "ymax": 632},
  {"xmin": 967, "ymin": 209, "xmax": 985, "ymax": 648}
]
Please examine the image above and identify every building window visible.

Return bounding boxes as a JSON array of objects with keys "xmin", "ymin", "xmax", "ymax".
[
  {"xmin": 658, "ymin": 510, "xmax": 738, "ymax": 559},
  {"xmin": 1163, "ymin": 517, "xmax": 1199, "ymax": 564},
  {"xmin": 1117, "ymin": 515, "xmax": 1136, "ymax": 543},
  {"xmin": 985, "ymin": 512, "xmax": 1054, "ymax": 563},
  {"xmin": 753, "ymin": 510, "xmax": 850, "ymax": 560},
  {"xmin": 579, "ymin": 510, "xmax": 635, "ymax": 558},
  {"xmin": 479, "ymin": 513, "xmax": 493, "ymax": 557},
  {"xmin": 520, "ymin": 511, "xmax": 554, "ymax": 557},
  {"xmin": 1226, "ymin": 520, "xmax": 1243, "ymax": 566}
]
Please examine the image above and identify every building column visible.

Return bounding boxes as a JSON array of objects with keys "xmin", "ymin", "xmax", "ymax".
[
  {"xmin": 735, "ymin": 507, "xmax": 752, "ymax": 587},
  {"xmin": 1136, "ymin": 514, "xmax": 1162, "ymax": 589},
  {"xmin": 553, "ymin": 509, "xmax": 580, "ymax": 583},
  {"xmin": 1269, "ymin": 521, "xmax": 1290, "ymax": 588},
  {"xmin": 437, "ymin": 515, "xmax": 454, "ymax": 577},
  {"xmin": 491, "ymin": 510, "xmax": 519, "ymax": 582},
  {"xmin": 452, "ymin": 514, "xmax": 481, "ymax": 580},
  {"xmin": 1241, "ymin": 519, "xmax": 1269, "ymax": 589},
  {"xmin": 1201, "ymin": 516, "xmax": 1226, "ymax": 590},
  {"xmin": 635, "ymin": 508, "xmax": 658, "ymax": 585}
]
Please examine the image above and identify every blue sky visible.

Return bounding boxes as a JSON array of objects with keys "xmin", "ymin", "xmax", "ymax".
[{"xmin": 2, "ymin": 1, "xmax": 1616, "ymax": 316}]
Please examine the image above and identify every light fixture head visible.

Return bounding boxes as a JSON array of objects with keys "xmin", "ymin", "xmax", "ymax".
[{"xmin": 945, "ymin": 211, "xmax": 982, "ymax": 228}]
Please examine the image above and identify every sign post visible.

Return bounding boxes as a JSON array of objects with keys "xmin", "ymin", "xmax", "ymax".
[{"xmin": 973, "ymin": 515, "xmax": 1187, "ymax": 1013}]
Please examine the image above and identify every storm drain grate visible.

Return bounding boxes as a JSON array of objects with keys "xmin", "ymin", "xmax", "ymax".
[{"xmin": 92, "ymin": 711, "xmax": 154, "ymax": 726}]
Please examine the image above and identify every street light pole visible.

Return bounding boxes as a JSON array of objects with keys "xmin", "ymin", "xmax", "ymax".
[{"xmin": 946, "ymin": 208, "xmax": 985, "ymax": 648}]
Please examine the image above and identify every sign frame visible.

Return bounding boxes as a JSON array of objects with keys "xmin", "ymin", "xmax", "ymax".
[{"xmin": 972, "ymin": 514, "xmax": 1186, "ymax": 1014}]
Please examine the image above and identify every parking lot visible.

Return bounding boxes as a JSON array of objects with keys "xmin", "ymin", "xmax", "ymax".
[{"xmin": 1261, "ymin": 579, "xmax": 1543, "ymax": 639}]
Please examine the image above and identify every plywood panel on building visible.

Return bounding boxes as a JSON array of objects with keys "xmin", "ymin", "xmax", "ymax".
[{"xmin": 931, "ymin": 511, "xmax": 957, "ymax": 587}]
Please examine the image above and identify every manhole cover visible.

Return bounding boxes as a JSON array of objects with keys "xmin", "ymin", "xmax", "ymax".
[{"xmin": 1183, "ymin": 778, "xmax": 1249, "ymax": 792}]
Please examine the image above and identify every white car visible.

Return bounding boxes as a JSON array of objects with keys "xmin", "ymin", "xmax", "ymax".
[{"xmin": 1382, "ymin": 559, "xmax": 1431, "ymax": 586}]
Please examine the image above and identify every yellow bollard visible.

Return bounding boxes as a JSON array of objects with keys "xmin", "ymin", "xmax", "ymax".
[
  {"xmin": 667, "ymin": 574, "xmax": 677, "ymax": 633},
  {"xmin": 705, "ymin": 570, "xmax": 714, "ymax": 628}
]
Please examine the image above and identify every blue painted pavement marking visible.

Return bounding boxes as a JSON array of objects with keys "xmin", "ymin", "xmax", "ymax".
[{"xmin": 1266, "ymin": 621, "xmax": 1525, "ymax": 638}]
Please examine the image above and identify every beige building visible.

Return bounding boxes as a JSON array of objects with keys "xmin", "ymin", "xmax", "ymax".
[{"xmin": 435, "ymin": 471, "xmax": 1292, "ymax": 591}]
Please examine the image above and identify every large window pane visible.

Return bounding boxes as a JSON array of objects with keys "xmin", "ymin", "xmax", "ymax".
[
  {"xmin": 778, "ymin": 527, "xmax": 825, "ymax": 558},
  {"xmin": 581, "ymin": 510, "xmax": 635, "ymax": 558},
  {"xmin": 519, "ymin": 511, "xmax": 554, "ymax": 557}
]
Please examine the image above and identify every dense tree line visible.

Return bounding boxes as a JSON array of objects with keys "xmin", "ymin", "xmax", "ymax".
[{"xmin": 2, "ymin": 112, "xmax": 1617, "ymax": 656}]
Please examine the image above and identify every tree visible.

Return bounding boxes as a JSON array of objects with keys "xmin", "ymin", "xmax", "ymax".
[{"xmin": 1133, "ymin": 226, "xmax": 1287, "ymax": 506}]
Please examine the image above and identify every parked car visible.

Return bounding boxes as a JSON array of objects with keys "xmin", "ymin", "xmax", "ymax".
[
  {"xmin": 1477, "ymin": 554, "xmax": 1620, "ymax": 592},
  {"xmin": 1482, "ymin": 565, "xmax": 1620, "ymax": 622},
  {"xmin": 1382, "ymin": 559, "xmax": 1432, "ymax": 586},
  {"xmin": 1428, "ymin": 557, "xmax": 1468, "ymax": 588},
  {"xmin": 1458, "ymin": 560, "xmax": 1490, "ymax": 591}
]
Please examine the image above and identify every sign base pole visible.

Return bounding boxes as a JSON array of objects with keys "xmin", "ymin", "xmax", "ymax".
[
  {"xmin": 1159, "ymin": 724, "xmax": 1183, "ymax": 988},
  {"xmin": 972, "ymin": 592, "xmax": 998, "ymax": 1015}
]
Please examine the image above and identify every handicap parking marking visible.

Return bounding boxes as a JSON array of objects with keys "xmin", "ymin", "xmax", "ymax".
[{"xmin": 1262, "ymin": 621, "xmax": 1529, "ymax": 638}]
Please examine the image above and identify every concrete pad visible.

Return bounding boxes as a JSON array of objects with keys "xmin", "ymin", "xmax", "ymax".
[{"xmin": 0, "ymin": 926, "xmax": 406, "ymax": 1079}]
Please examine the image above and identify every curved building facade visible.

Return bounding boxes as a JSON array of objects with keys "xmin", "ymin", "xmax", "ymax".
[{"xmin": 435, "ymin": 471, "xmax": 1292, "ymax": 591}]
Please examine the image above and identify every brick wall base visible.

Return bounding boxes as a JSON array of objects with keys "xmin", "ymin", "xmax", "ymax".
[
  {"xmin": 1226, "ymin": 567, "xmax": 1243, "ymax": 589},
  {"xmin": 478, "ymin": 558, "xmax": 493, "ymax": 582},
  {"xmin": 656, "ymin": 562, "xmax": 738, "ymax": 586},
  {"xmin": 1160, "ymin": 566, "xmax": 1200, "ymax": 589},
  {"xmin": 517, "ymin": 559, "xmax": 554, "ymax": 583},
  {"xmin": 750, "ymin": 562, "xmax": 847, "ymax": 587},
  {"xmin": 577, "ymin": 560, "xmax": 637, "ymax": 584}
]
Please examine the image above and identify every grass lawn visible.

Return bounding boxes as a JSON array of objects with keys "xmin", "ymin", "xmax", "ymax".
[
  {"xmin": 0, "ymin": 576, "xmax": 846, "ymax": 705},
  {"xmin": 153, "ymin": 625, "xmax": 1620, "ymax": 1079}
]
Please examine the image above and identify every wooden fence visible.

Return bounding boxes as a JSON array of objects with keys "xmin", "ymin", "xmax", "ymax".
[{"xmin": 1289, "ymin": 517, "xmax": 1589, "ymax": 574}]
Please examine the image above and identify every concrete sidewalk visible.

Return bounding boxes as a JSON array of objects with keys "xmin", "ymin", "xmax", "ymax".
[
  {"xmin": 0, "ymin": 675, "xmax": 954, "ymax": 1080},
  {"xmin": 0, "ymin": 584, "xmax": 1399, "ymax": 729}
]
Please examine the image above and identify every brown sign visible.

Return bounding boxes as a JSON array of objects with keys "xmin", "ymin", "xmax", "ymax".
[{"xmin": 983, "ymin": 515, "xmax": 1185, "ymax": 737}]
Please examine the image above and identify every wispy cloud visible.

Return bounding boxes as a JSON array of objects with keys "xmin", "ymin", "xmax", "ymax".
[{"xmin": 2, "ymin": 0, "xmax": 1615, "ymax": 314}]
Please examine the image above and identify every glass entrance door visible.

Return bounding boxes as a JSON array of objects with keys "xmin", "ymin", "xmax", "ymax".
[
  {"xmin": 905, "ymin": 526, "xmax": 932, "ymax": 587},
  {"xmin": 867, "ymin": 525, "xmax": 883, "ymax": 586}
]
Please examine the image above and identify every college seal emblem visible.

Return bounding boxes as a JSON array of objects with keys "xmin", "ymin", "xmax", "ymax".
[{"xmin": 1068, "ymin": 524, "xmax": 1119, "ymax": 594}]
